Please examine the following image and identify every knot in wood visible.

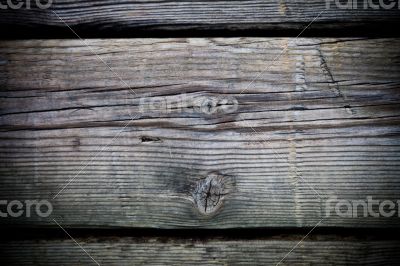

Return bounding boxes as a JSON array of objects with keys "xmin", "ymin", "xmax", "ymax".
[
  {"xmin": 192, "ymin": 172, "xmax": 231, "ymax": 215},
  {"xmin": 194, "ymin": 95, "xmax": 238, "ymax": 115}
]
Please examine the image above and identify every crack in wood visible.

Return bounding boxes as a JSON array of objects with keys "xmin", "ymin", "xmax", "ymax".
[
  {"xmin": 140, "ymin": 136, "xmax": 162, "ymax": 143},
  {"xmin": 317, "ymin": 45, "xmax": 356, "ymax": 115}
]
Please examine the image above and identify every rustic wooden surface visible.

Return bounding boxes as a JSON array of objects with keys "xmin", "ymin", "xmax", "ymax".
[
  {"xmin": 1, "ymin": 38, "xmax": 400, "ymax": 229},
  {"xmin": 1, "ymin": 0, "xmax": 400, "ymax": 36},
  {"xmin": 2, "ymin": 236, "xmax": 400, "ymax": 265}
]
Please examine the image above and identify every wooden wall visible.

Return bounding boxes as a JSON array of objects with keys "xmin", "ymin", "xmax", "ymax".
[{"xmin": 1, "ymin": 1, "xmax": 400, "ymax": 265}]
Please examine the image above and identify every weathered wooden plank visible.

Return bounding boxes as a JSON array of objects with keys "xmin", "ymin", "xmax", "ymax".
[
  {"xmin": 2, "ymin": 236, "xmax": 400, "ymax": 265},
  {"xmin": 1, "ymin": 1, "xmax": 400, "ymax": 37},
  {"xmin": 1, "ymin": 38, "xmax": 400, "ymax": 228}
]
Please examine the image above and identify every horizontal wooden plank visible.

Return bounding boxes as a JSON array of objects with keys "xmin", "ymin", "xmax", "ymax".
[
  {"xmin": 0, "ymin": 38, "xmax": 400, "ymax": 228},
  {"xmin": 2, "ymin": 236, "xmax": 400, "ymax": 265},
  {"xmin": 1, "ymin": 1, "xmax": 400, "ymax": 37}
]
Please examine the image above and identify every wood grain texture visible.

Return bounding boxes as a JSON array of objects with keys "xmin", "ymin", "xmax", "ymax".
[
  {"xmin": 1, "ymin": 0, "xmax": 400, "ymax": 35},
  {"xmin": 1, "ymin": 38, "xmax": 400, "ymax": 228},
  {"xmin": 2, "ymin": 236, "xmax": 400, "ymax": 265}
]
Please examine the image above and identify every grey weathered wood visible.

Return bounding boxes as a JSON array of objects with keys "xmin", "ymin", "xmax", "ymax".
[
  {"xmin": 1, "ymin": 1, "xmax": 400, "ymax": 35},
  {"xmin": 2, "ymin": 236, "xmax": 400, "ymax": 265},
  {"xmin": 1, "ymin": 38, "xmax": 400, "ymax": 228}
]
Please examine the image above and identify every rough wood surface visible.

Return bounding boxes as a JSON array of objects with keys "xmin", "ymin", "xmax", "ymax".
[
  {"xmin": 1, "ymin": 0, "xmax": 400, "ymax": 35},
  {"xmin": 1, "ymin": 38, "xmax": 400, "ymax": 228},
  {"xmin": 2, "ymin": 236, "xmax": 400, "ymax": 265}
]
